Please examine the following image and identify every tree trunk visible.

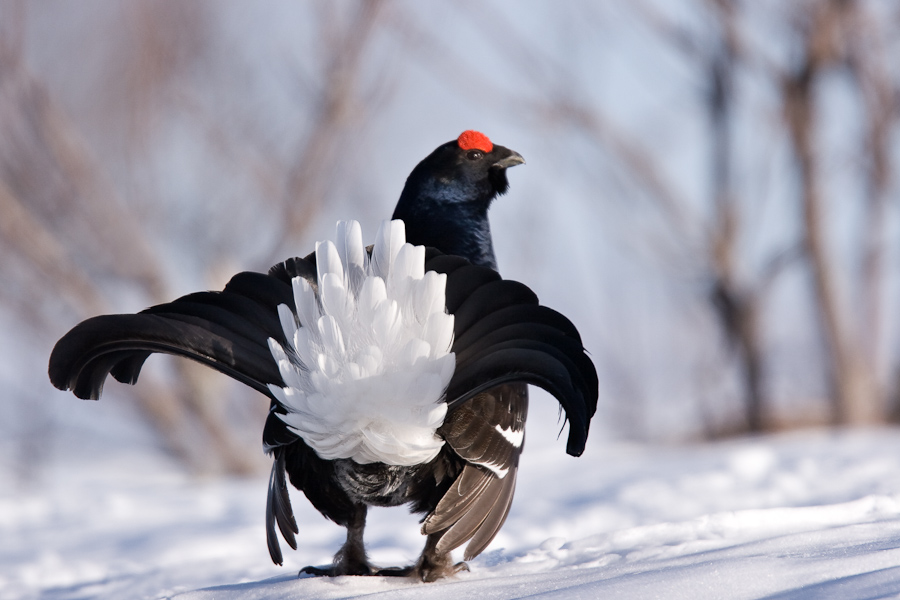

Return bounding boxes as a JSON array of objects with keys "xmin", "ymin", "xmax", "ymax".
[{"xmin": 781, "ymin": 1, "xmax": 881, "ymax": 424}]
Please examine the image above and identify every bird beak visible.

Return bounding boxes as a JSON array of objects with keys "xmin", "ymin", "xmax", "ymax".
[{"xmin": 492, "ymin": 151, "xmax": 525, "ymax": 169}]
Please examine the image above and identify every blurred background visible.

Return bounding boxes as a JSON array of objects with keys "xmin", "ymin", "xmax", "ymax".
[{"xmin": 0, "ymin": 0, "xmax": 898, "ymax": 481}]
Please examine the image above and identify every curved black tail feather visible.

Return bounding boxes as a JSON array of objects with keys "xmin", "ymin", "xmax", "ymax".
[
  {"xmin": 427, "ymin": 255, "xmax": 598, "ymax": 457},
  {"xmin": 48, "ymin": 271, "xmax": 295, "ymax": 401}
]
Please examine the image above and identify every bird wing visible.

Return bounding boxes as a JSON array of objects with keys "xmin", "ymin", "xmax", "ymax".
[
  {"xmin": 423, "ymin": 383, "xmax": 526, "ymax": 560},
  {"xmin": 420, "ymin": 252, "xmax": 598, "ymax": 559},
  {"xmin": 266, "ymin": 447, "xmax": 298, "ymax": 565},
  {"xmin": 48, "ymin": 257, "xmax": 318, "ymax": 567},
  {"xmin": 426, "ymin": 252, "xmax": 598, "ymax": 457},
  {"xmin": 47, "ymin": 268, "xmax": 307, "ymax": 400}
]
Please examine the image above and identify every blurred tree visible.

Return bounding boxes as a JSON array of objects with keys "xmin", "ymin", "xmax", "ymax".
[
  {"xmin": 0, "ymin": 33, "xmax": 261, "ymax": 474},
  {"xmin": 449, "ymin": 0, "xmax": 899, "ymax": 434},
  {"xmin": 781, "ymin": 0, "xmax": 896, "ymax": 424},
  {"xmin": 622, "ymin": 0, "xmax": 899, "ymax": 430},
  {"xmin": 1, "ymin": 0, "xmax": 898, "ymax": 470},
  {"xmin": 0, "ymin": 1, "xmax": 394, "ymax": 474}
]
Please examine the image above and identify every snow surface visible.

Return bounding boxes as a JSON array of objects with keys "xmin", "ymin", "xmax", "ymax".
[{"xmin": 5, "ymin": 400, "xmax": 900, "ymax": 599}]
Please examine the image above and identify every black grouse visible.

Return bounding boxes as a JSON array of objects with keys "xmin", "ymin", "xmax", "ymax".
[{"xmin": 48, "ymin": 130, "xmax": 598, "ymax": 582}]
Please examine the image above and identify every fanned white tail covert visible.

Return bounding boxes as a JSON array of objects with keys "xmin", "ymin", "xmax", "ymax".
[{"xmin": 267, "ymin": 220, "xmax": 455, "ymax": 466}]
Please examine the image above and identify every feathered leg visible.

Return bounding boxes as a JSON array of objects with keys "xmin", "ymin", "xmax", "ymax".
[
  {"xmin": 370, "ymin": 531, "xmax": 468, "ymax": 582},
  {"xmin": 298, "ymin": 513, "xmax": 467, "ymax": 581},
  {"xmin": 413, "ymin": 532, "xmax": 470, "ymax": 582},
  {"xmin": 300, "ymin": 503, "xmax": 374, "ymax": 576}
]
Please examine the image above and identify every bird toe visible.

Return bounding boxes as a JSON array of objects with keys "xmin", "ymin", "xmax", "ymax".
[{"xmin": 299, "ymin": 561, "xmax": 374, "ymax": 577}]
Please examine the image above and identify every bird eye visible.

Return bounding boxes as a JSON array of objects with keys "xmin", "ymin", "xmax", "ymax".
[{"xmin": 466, "ymin": 150, "xmax": 484, "ymax": 161}]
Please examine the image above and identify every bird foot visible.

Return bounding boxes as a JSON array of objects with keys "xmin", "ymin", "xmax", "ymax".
[
  {"xmin": 299, "ymin": 562, "xmax": 373, "ymax": 577},
  {"xmin": 370, "ymin": 558, "xmax": 468, "ymax": 582},
  {"xmin": 414, "ymin": 560, "xmax": 469, "ymax": 583},
  {"xmin": 299, "ymin": 560, "xmax": 468, "ymax": 582}
]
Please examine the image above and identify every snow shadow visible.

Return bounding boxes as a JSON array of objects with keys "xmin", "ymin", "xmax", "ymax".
[{"xmin": 760, "ymin": 566, "xmax": 900, "ymax": 600}]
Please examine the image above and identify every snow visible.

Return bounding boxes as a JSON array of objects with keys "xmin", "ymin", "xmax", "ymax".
[{"xmin": 4, "ymin": 401, "xmax": 900, "ymax": 599}]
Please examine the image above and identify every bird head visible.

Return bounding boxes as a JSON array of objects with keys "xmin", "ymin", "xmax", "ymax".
[
  {"xmin": 399, "ymin": 130, "xmax": 525, "ymax": 210},
  {"xmin": 392, "ymin": 131, "xmax": 524, "ymax": 269}
]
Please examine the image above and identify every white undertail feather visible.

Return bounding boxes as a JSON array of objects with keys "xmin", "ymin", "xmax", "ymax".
[{"xmin": 268, "ymin": 220, "xmax": 455, "ymax": 466}]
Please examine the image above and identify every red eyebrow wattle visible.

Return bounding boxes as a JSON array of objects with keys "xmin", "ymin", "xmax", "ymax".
[{"xmin": 457, "ymin": 130, "xmax": 493, "ymax": 153}]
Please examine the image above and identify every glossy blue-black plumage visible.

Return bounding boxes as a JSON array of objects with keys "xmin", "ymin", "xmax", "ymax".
[{"xmin": 47, "ymin": 133, "xmax": 595, "ymax": 581}]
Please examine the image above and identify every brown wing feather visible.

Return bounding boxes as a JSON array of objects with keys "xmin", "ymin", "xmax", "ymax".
[
  {"xmin": 463, "ymin": 464, "xmax": 518, "ymax": 560},
  {"xmin": 423, "ymin": 463, "xmax": 493, "ymax": 535},
  {"xmin": 433, "ymin": 466, "xmax": 506, "ymax": 556},
  {"xmin": 423, "ymin": 383, "xmax": 528, "ymax": 558}
]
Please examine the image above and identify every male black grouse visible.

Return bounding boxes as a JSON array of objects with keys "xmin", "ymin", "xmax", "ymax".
[{"xmin": 49, "ymin": 130, "xmax": 598, "ymax": 582}]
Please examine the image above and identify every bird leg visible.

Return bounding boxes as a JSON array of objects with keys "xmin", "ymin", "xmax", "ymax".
[
  {"xmin": 374, "ymin": 532, "xmax": 469, "ymax": 582},
  {"xmin": 416, "ymin": 532, "xmax": 470, "ymax": 582},
  {"xmin": 301, "ymin": 510, "xmax": 468, "ymax": 582},
  {"xmin": 300, "ymin": 504, "xmax": 374, "ymax": 577}
]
